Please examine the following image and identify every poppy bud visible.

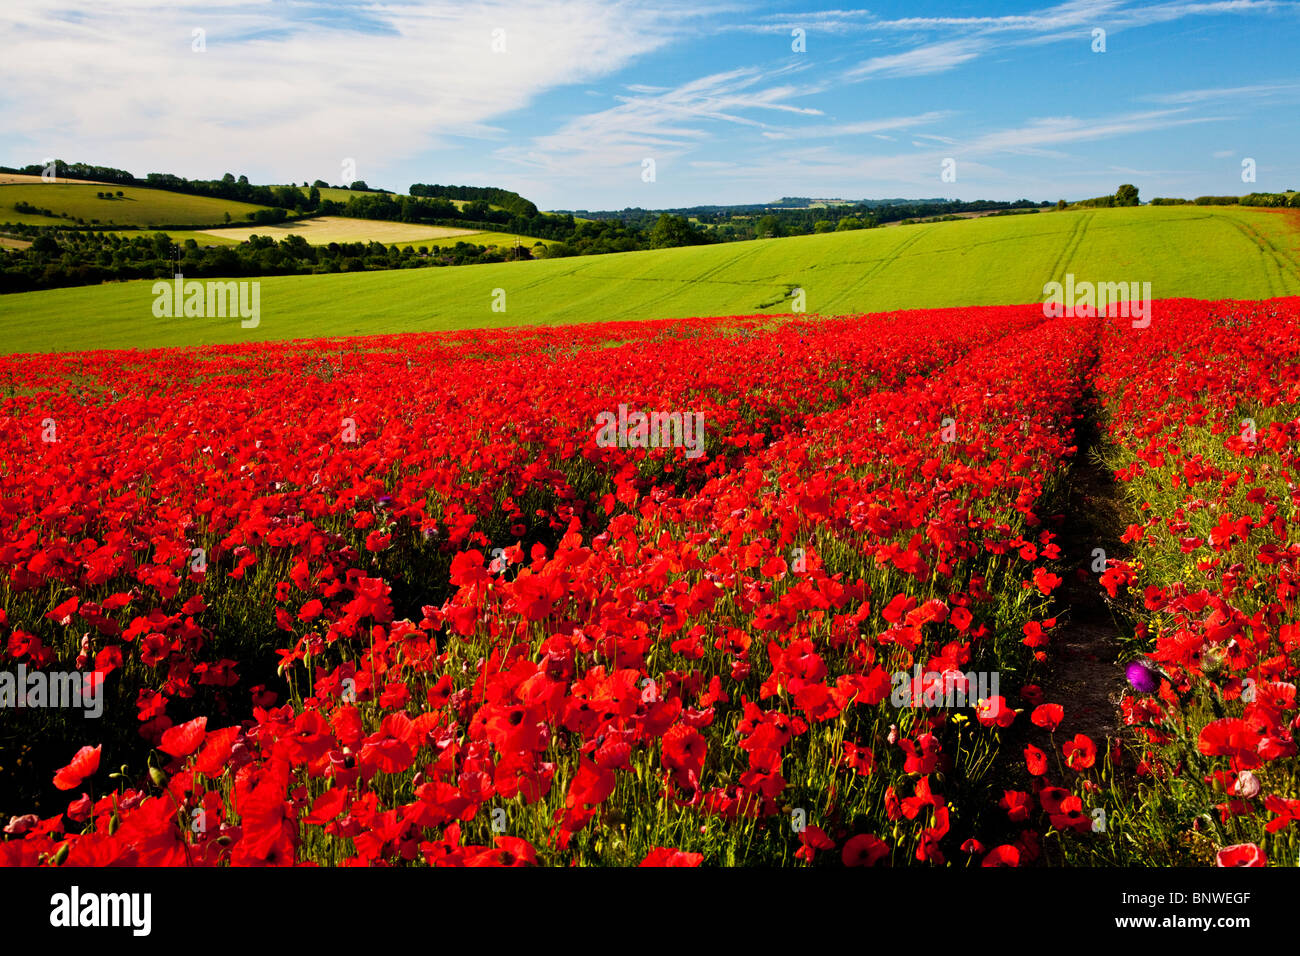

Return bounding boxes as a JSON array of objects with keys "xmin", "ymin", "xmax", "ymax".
[
  {"xmin": 52, "ymin": 843, "xmax": 70, "ymax": 866},
  {"xmin": 1201, "ymin": 645, "xmax": 1227, "ymax": 678},
  {"xmin": 148, "ymin": 766, "xmax": 168, "ymax": 788},
  {"xmin": 1233, "ymin": 770, "xmax": 1261, "ymax": 799}
]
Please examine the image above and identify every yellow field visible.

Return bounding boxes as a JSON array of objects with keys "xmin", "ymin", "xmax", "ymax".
[
  {"xmin": 0, "ymin": 173, "xmax": 110, "ymax": 186},
  {"xmin": 194, "ymin": 216, "xmax": 546, "ymax": 248},
  {"xmin": 0, "ymin": 235, "xmax": 32, "ymax": 249},
  {"xmin": 195, "ymin": 217, "xmax": 491, "ymax": 244}
]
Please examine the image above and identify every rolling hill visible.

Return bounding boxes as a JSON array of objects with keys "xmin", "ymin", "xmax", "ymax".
[
  {"xmin": 2, "ymin": 204, "xmax": 1297, "ymax": 354},
  {"xmin": 0, "ymin": 182, "xmax": 275, "ymax": 228}
]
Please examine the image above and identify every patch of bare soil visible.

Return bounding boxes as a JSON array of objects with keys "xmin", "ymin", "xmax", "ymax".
[{"xmin": 1040, "ymin": 396, "xmax": 1131, "ymax": 744}]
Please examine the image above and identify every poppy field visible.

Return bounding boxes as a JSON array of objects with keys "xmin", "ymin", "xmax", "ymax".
[{"xmin": 1, "ymin": 297, "xmax": 1298, "ymax": 867}]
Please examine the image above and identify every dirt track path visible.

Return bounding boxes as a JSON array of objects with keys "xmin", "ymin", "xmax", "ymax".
[{"xmin": 1039, "ymin": 391, "xmax": 1129, "ymax": 744}]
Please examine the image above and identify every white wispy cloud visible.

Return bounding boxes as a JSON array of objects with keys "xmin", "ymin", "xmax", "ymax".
[
  {"xmin": 1142, "ymin": 82, "xmax": 1300, "ymax": 104},
  {"xmin": 959, "ymin": 110, "xmax": 1228, "ymax": 158},
  {"xmin": 820, "ymin": 0, "xmax": 1296, "ymax": 83},
  {"xmin": 495, "ymin": 65, "xmax": 824, "ymax": 176},
  {"xmin": 0, "ymin": 0, "xmax": 705, "ymax": 184},
  {"xmin": 760, "ymin": 111, "xmax": 954, "ymax": 141},
  {"xmin": 844, "ymin": 39, "xmax": 987, "ymax": 79}
]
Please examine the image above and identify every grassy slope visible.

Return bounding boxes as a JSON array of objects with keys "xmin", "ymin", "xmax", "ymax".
[
  {"xmin": 0, "ymin": 183, "xmax": 274, "ymax": 228},
  {"xmin": 2, "ymin": 205, "xmax": 1298, "ymax": 354}
]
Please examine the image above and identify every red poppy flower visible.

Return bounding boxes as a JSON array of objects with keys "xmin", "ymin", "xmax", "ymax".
[
  {"xmin": 1063, "ymin": 734, "xmax": 1096, "ymax": 771},
  {"xmin": 1215, "ymin": 843, "xmax": 1266, "ymax": 867},
  {"xmin": 1032, "ymin": 568, "xmax": 1061, "ymax": 596},
  {"xmin": 999, "ymin": 790, "xmax": 1033, "ymax": 822},
  {"xmin": 193, "ymin": 726, "xmax": 240, "ymax": 775},
  {"xmin": 662, "ymin": 724, "xmax": 707, "ymax": 788},
  {"xmin": 1031, "ymin": 703, "xmax": 1064, "ymax": 732},
  {"xmin": 1198, "ymin": 718, "xmax": 1263, "ymax": 770},
  {"xmin": 640, "ymin": 847, "xmax": 704, "ymax": 867},
  {"xmin": 976, "ymin": 695, "xmax": 1015, "ymax": 728},
  {"xmin": 841, "ymin": 834, "xmax": 889, "ymax": 867},
  {"xmin": 795, "ymin": 825, "xmax": 835, "ymax": 862},
  {"xmin": 53, "ymin": 745, "xmax": 102, "ymax": 791},
  {"xmin": 159, "ymin": 716, "xmax": 207, "ymax": 758},
  {"xmin": 1024, "ymin": 743, "xmax": 1048, "ymax": 776},
  {"xmin": 981, "ymin": 845, "xmax": 1021, "ymax": 867},
  {"xmin": 566, "ymin": 759, "xmax": 616, "ymax": 809}
]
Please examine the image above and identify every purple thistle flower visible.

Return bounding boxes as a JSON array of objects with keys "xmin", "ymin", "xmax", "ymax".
[{"xmin": 1126, "ymin": 660, "xmax": 1159, "ymax": 693}]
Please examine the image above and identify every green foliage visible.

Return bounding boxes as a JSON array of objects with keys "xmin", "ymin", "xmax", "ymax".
[
  {"xmin": 1239, "ymin": 192, "xmax": 1291, "ymax": 207},
  {"xmin": 0, "ymin": 227, "xmax": 532, "ymax": 293},
  {"xmin": 408, "ymin": 183, "xmax": 539, "ymax": 219},
  {"xmin": 648, "ymin": 213, "xmax": 707, "ymax": 248}
]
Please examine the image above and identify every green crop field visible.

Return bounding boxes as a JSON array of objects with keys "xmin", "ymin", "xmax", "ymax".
[
  {"xmin": 0, "ymin": 183, "xmax": 275, "ymax": 228},
  {"xmin": 2, "ymin": 204, "xmax": 1298, "ymax": 355}
]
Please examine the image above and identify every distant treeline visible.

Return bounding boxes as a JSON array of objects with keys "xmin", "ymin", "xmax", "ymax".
[
  {"xmin": 565, "ymin": 198, "xmax": 1051, "ymax": 240},
  {"xmin": 321, "ymin": 191, "xmax": 576, "ymax": 241},
  {"xmin": 1150, "ymin": 192, "xmax": 1299, "ymax": 207},
  {"xmin": 0, "ymin": 229, "xmax": 542, "ymax": 294},
  {"xmin": 1065, "ymin": 184, "xmax": 1298, "ymax": 210},
  {"xmin": 409, "ymin": 184, "xmax": 539, "ymax": 218}
]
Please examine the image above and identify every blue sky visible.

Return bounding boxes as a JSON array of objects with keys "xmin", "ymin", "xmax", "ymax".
[{"xmin": 2, "ymin": 0, "xmax": 1297, "ymax": 209}]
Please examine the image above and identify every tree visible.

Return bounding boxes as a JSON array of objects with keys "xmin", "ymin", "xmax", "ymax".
[
  {"xmin": 1056, "ymin": 199, "xmax": 1067, "ymax": 210},
  {"xmin": 836, "ymin": 217, "xmax": 865, "ymax": 231},
  {"xmin": 1115, "ymin": 184, "xmax": 1139, "ymax": 206},
  {"xmin": 755, "ymin": 214, "xmax": 785, "ymax": 238},
  {"xmin": 308, "ymin": 186, "xmax": 321, "ymax": 208},
  {"xmin": 813, "ymin": 220, "xmax": 835, "ymax": 233},
  {"xmin": 648, "ymin": 213, "xmax": 704, "ymax": 248}
]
